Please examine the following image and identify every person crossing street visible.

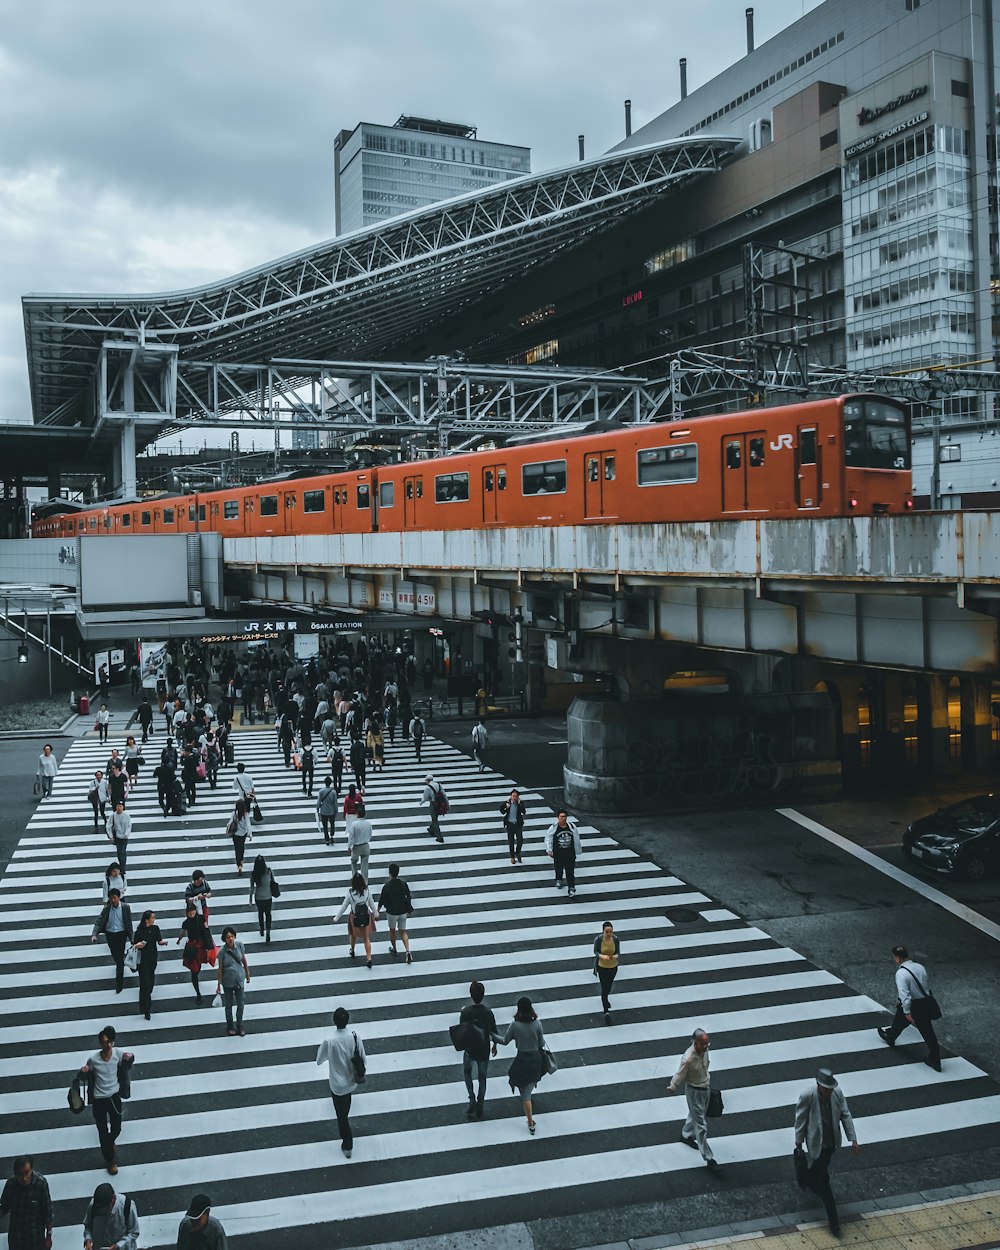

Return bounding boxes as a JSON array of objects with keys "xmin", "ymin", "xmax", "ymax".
[
  {"xmin": 877, "ymin": 945, "xmax": 942, "ymax": 1071},
  {"xmin": 667, "ymin": 1028, "xmax": 718, "ymax": 1169},
  {"xmin": 544, "ymin": 810, "xmax": 581, "ymax": 897}
]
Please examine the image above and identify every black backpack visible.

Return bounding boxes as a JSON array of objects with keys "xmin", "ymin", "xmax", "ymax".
[{"xmin": 353, "ymin": 897, "xmax": 370, "ymax": 928}]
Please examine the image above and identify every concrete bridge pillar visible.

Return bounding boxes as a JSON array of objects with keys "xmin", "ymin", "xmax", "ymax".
[
  {"xmin": 960, "ymin": 676, "xmax": 993, "ymax": 772},
  {"xmin": 926, "ymin": 675, "xmax": 957, "ymax": 773}
]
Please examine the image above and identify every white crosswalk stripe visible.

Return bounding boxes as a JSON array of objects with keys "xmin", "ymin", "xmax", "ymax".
[{"xmin": 4, "ymin": 728, "xmax": 997, "ymax": 1249}]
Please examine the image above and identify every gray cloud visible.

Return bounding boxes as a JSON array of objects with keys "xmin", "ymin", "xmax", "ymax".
[{"xmin": 1, "ymin": 0, "xmax": 821, "ymax": 423}]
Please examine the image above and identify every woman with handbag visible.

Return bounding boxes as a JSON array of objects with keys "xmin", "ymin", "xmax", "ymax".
[
  {"xmin": 176, "ymin": 901, "xmax": 213, "ymax": 1002},
  {"xmin": 501, "ymin": 996, "xmax": 547, "ymax": 1134},
  {"xmin": 367, "ymin": 720, "xmax": 385, "ymax": 772},
  {"xmin": 343, "ymin": 784, "xmax": 362, "ymax": 839},
  {"xmin": 229, "ymin": 798, "xmax": 252, "ymax": 875},
  {"xmin": 593, "ymin": 920, "xmax": 620, "ymax": 1023},
  {"xmin": 335, "ymin": 872, "xmax": 380, "ymax": 968},
  {"xmin": 134, "ymin": 910, "xmax": 166, "ymax": 1021},
  {"xmin": 249, "ymin": 854, "xmax": 278, "ymax": 942}
]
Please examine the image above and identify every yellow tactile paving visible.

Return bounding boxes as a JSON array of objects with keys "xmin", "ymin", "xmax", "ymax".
[{"xmin": 674, "ymin": 1190, "xmax": 1000, "ymax": 1250}]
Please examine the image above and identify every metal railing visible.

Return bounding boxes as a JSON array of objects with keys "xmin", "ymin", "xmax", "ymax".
[{"xmin": 0, "ymin": 610, "xmax": 90, "ymax": 677}]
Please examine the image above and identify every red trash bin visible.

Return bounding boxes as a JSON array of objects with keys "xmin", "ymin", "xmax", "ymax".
[{"xmin": 79, "ymin": 694, "xmax": 90, "ymax": 715}]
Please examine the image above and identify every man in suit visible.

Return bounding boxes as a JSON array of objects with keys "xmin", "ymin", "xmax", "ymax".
[
  {"xmin": 91, "ymin": 889, "xmax": 134, "ymax": 993},
  {"xmin": 794, "ymin": 1067, "xmax": 860, "ymax": 1238}
]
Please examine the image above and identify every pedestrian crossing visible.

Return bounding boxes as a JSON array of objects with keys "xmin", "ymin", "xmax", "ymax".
[{"xmin": 3, "ymin": 728, "xmax": 998, "ymax": 1249}]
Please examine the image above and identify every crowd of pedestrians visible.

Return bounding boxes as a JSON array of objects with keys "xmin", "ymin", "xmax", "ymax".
[{"xmin": 17, "ymin": 637, "xmax": 949, "ymax": 1246}]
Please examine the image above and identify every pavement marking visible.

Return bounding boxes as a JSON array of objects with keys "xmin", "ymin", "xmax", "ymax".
[{"xmin": 777, "ymin": 807, "xmax": 1000, "ymax": 944}]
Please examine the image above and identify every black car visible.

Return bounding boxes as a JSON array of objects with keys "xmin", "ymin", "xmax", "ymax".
[{"xmin": 902, "ymin": 793, "xmax": 1000, "ymax": 881}]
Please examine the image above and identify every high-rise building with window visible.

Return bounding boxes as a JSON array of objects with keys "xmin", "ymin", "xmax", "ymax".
[{"xmin": 334, "ymin": 115, "xmax": 530, "ymax": 236}]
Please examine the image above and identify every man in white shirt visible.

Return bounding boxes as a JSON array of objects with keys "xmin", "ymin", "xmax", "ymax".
[
  {"xmin": 877, "ymin": 944, "xmax": 941, "ymax": 1070},
  {"xmin": 667, "ymin": 1027, "xmax": 717, "ymax": 1168},
  {"xmin": 316, "ymin": 1007, "xmax": 365, "ymax": 1157},
  {"xmin": 232, "ymin": 763, "xmax": 255, "ymax": 803},
  {"xmin": 471, "ymin": 720, "xmax": 489, "ymax": 772},
  {"xmin": 347, "ymin": 803, "xmax": 372, "ymax": 880},
  {"xmin": 79, "ymin": 1026, "xmax": 132, "ymax": 1174}
]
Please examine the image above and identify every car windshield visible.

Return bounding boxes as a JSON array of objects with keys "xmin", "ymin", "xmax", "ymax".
[{"xmin": 942, "ymin": 797, "xmax": 1000, "ymax": 833}]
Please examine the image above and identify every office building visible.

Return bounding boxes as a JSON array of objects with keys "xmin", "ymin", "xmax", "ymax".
[{"xmin": 334, "ymin": 115, "xmax": 530, "ymax": 235}]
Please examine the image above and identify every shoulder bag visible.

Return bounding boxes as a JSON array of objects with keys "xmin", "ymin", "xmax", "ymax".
[
  {"xmin": 707, "ymin": 1084, "xmax": 725, "ymax": 1118},
  {"xmin": 539, "ymin": 1043, "xmax": 558, "ymax": 1077},
  {"xmin": 793, "ymin": 1145, "xmax": 809, "ymax": 1189},
  {"xmin": 252, "ymin": 800, "xmax": 264, "ymax": 824},
  {"xmin": 906, "ymin": 965, "xmax": 943, "ymax": 1021},
  {"xmin": 351, "ymin": 1031, "xmax": 366, "ymax": 1083},
  {"xmin": 270, "ymin": 875, "xmax": 282, "ymax": 899}
]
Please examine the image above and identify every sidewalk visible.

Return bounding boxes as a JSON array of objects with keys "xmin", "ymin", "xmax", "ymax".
[{"xmin": 609, "ymin": 1184, "xmax": 1000, "ymax": 1250}]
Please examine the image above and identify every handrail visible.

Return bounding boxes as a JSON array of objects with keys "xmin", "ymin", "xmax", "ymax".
[{"xmin": 0, "ymin": 611, "xmax": 90, "ymax": 676}]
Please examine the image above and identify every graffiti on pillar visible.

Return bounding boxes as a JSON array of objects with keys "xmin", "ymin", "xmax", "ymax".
[{"xmin": 605, "ymin": 727, "xmax": 781, "ymax": 802}]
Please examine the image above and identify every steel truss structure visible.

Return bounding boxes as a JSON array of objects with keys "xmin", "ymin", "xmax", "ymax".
[{"xmin": 22, "ymin": 137, "xmax": 738, "ymax": 429}]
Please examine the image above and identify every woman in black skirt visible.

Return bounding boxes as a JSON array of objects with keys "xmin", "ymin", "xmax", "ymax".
[{"xmin": 176, "ymin": 901, "xmax": 214, "ymax": 1003}]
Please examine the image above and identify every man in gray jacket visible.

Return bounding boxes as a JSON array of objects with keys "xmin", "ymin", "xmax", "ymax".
[
  {"xmin": 347, "ymin": 803, "xmax": 372, "ymax": 879},
  {"xmin": 877, "ymin": 945, "xmax": 941, "ymax": 1071},
  {"xmin": 82, "ymin": 1183, "xmax": 139, "ymax": 1250},
  {"xmin": 316, "ymin": 776, "xmax": 338, "ymax": 844},
  {"xmin": 794, "ymin": 1067, "xmax": 859, "ymax": 1238}
]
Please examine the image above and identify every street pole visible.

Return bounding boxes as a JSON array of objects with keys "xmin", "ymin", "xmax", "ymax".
[{"xmin": 46, "ymin": 606, "xmax": 52, "ymax": 696}]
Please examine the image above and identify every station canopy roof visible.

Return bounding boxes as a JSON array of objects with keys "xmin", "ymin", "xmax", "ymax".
[{"xmin": 22, "ymin": 136, "xmax": 738, "ymax": 427}]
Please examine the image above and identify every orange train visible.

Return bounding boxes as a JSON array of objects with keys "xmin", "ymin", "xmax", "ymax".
[{"xmin": 33, "ymin": 394, "xmax": 912, "ymax": 540}]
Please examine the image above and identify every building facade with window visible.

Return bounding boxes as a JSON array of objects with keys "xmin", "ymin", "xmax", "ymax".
[
  {"xmin": 334, "ymin": 115, "xmax": 530, "ymax": 236},
  {"xmin": 401, "ymin": 0, "xmax": 997, "ymax": 506}
]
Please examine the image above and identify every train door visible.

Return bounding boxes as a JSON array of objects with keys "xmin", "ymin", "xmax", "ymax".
[
  {"xmin": 795, "ymin": 425, "xmax": 821, "ymax": 509},
  {"xmin": 331, "ymin": 486, "xmax": 347, "ymax": 532},
  {"xmin": 583, "ymin": 450, "xmax": 618, "ymax": 519},
  {"xmin": 282, "ymin": 489, "xmax": 298, "ymax": 533},
  {"xmin": 208, "ymin": 500, "xmax": 220, "ymax": 532},
  {"xmin": 481, "ymin": 464, "xmax": 506, "ymax": 525},
  {"xmin": 404, "ymin": 475, "xmax": 422, "ymax": 527},
  {"xmin": 722, "ymin": 432, "xmax": 769, "ymax": 511}
]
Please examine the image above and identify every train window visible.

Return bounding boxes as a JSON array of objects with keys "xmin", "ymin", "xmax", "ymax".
[
  {"xmin": 104, "ymin": 516, "xmax": 112, "ymax": 530},
  {"xmin": 357, "ymin": 484, "xmax": 371, "ymax": 509},
  {"xmin": 522, "ymin": 460, "xmax": 567, "ymax": 495},
  {"xmin": 497, "ymin": 469, "xmax": 507, "ymax": 491},
  {"xmin": 604, "ymin": 456, "xmax": 616, "ymax": 481},
  {"xmin": 163, "ymin": 507, "xmax": 174, "ymax": 524},
  {"xmin": 78, "ymin": 519, "xmax": 85, "ymax": 531},
  {"xmin": 121, "ymin": 514, "xmax": 130, "ymax": 528},
  {"xmin": 435, "ymin": 473, "xmax": 470, "ymax": 503},
  {"xmin": 799, "ymin": 429, "xmax": 817, "ymax": 465},
  {"xmin": 405, "ymin": 481, "xmax": 413, "ymax": 499},
  {"xmin": 637, "ymin": 444, "xmax": 699, "ymax": 485},
  {"xmin": 726, "ymin": 440, "xmax": 742, "ymax": 469},
  {"xmin": 199, "ymin": 505, "xmax": 207, "ymax": 521},
  {"xmin": 260, "ymin": 495, "xmax": 278, "ymax": 517},
  {"xmin": 284, "ymin": 493, "xmax": 297, "ymax": 510},
  {"xmin": 379, "ymin": 481, "xmax": 395, "ymax": 508},
  {"xmin": 484, "ymin": 470, "xmax": 494, "ymax": 492},
  {"xmin": 89, "ymin": 517, "xmax": 97, "ymax": 530},
  {"xmin": 749, "ymin": 438, "xmax": 765, "ymax": 467},
  {"xmin": 304, "ymin": 490, "xmax": 325, "ymax": 513},
  {"xmin": 843, "ymin": 400, "xmax": 911, "ymax": 470},
  {"xmin": 587, "ymin": 458, "xmax": 599, "ymax": 482},
  {"xmin": 140, "ymin": 511, "xmax": 151, "ymax": 526},
  {"xmin": 417, "ymin": 480, "xmax": 423, "ymax": 498},
  {"xmin": 224, "ymin": 501, "xmax": 239, "ymax": 520}
]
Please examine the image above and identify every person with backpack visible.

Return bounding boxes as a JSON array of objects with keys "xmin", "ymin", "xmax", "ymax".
[
  {"xmin": 457, "ymin": 980, "xmax": 501, "ymax": 1119},
  {"xmin": 349, "ymin": 735, "xmax": 367, "ymax": 789},
  {"xmin": 203, "ymin": 730, "xmax": 221, "ymax": 789},
  {"xmin": 316, "ymin": 776, "xmax": 338, "ymax": 845},
  {"xmin": 335, "ymin": 873, "xmax": 380, "ymax": 968},
  {"xmin": 411, "ymin": 712, "xmax": 425, "ymax": 763},
  {"xmin": 82, "ymin": 1182, "xmax": 139, "ymax": 1250},
  {"xmin": 471, "ymin": 719, "xmax": 489, "ymax": 772},
  {"xmin": 378, "ymin": 863, "xmax": 413, "ymax": 964},
  {"xmin": 227, "ymin": 799, "xmax": 252, "ymax": 876},
  {"xmin": 422, "ymin": 773, "xmax": 446, "ymax": 844},
  {"xmin": 249, "ymin": 854, "xmax": 278, "ymax": 942},
  {"xmin": 316, "ymin": 1006, "xmax": 366, "ymax": 1158},
  {"xmin": 544, "ymin": 810, "xmax": 582, "ymax": 897}
]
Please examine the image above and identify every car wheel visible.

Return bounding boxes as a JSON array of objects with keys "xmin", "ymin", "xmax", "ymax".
[{"xmin": 965, "ymin": 856, "xmax": 988, "ymax": 882}]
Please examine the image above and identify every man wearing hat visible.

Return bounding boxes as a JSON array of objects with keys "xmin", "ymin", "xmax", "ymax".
[
  {"xmin": 82, "ymin": 1183, "xmax": 139, "ymax": 1250},
  {"xmin": 176, "ymin": 1194, "xmax": 227, "ymax": 1249},
  {"xmin": 794, "ymin": 1067, "xmax": 860, "ymax": 1239}
]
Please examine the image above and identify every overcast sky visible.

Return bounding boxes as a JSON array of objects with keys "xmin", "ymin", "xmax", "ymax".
[{"xmin": 1, "ymin": 0, "xmax": 822, "ymax": 431}]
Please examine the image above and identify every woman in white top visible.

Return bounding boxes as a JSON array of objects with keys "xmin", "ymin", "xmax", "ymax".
[
  {"xmin": 102, "ymin": 862, "xmax": 127, "ymax": 902},
  {"xmin": 335, "ymin": 872, "xmax": 380, "ymax": 968},
  {"xmin": 37, "ymin": 743, "xmax": 59, "ymax": 798},
  {"xmin": 95, "ymin": 703, "xmax": 111, "ymax": 744}
]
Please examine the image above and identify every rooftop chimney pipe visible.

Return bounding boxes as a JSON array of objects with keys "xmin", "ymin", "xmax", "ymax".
[
  {"xmin": 624, "ymin": 98, "xmax": 632, "ymax": 138},
  {"xmin": 680, "ymin": 58, "xmax": 688, "ymax": 100},
  {"xmin": 746, "ymin": 7, "xmax": 754, "ymax": 54},
  {"xmin": 578, "ymin": 134, "xmax": 585, "ymax": 161}
]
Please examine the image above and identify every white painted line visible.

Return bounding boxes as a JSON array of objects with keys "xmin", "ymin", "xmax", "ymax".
[{"xmin": 777, "ymin": 807, "xmax": 1000, "ymax": 944}]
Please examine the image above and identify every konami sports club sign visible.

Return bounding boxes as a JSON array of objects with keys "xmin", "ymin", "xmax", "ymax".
[{"xmin": 844, "ymin": 85, "xmax": 929, "ymax": 161}]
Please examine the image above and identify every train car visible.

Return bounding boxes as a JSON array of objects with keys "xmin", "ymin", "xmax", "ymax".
[
  {"xmin": 32, "ymin": 394, "xmax": 910, "ymax": 541},
  {"xmin": 374, "ymin": 394, "xmax": 912, "ymax": 532}
]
